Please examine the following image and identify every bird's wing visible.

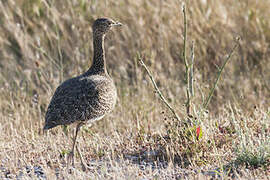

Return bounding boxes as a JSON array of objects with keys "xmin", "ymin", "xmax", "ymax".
[{"xmin": 44, "ymin": 76, "xmax": 99, "ymax": 129}]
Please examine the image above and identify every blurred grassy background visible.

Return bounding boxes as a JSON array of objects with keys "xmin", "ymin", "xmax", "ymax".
[
  {"xmin": 0, "ymin": 0, "xmax": 269, "ymax": 178},
  {"xmin": 0, "ymin": 0, "xmax": 269, "ymax": 113}
]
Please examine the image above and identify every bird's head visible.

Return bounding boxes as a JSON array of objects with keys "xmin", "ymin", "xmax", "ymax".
[{"xmin": 92, "ymin": 18, "xmax": 122, "ymax": 36}]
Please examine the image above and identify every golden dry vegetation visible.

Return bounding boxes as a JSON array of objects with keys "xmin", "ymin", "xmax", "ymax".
[{"xmin": 0, "ymin": 0, "xmax": 269, "ymax": 179}]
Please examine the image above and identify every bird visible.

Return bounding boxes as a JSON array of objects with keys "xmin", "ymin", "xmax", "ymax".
[{"xmin": 44, "ymin": 18, "xmax": 122, "ymax": 170}]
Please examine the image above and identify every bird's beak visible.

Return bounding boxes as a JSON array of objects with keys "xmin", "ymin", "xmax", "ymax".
[{"xmin": 112, "ymin": 21, "xmax": 122, "ymax": 26}]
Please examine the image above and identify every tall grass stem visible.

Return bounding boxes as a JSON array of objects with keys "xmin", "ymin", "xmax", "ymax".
[
  {"xmin": 203, "ymin": 38, "xmax": 240, "ymax": 109},
  {"xmin": 138, "ymin": 56, "xmax": 181, "ymax": 122}
]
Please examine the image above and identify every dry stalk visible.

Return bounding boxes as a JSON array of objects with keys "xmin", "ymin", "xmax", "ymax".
[
  {"xmin": 203, "ymin": 37, "xmax": 241, "ymax": 109},
  {"xmin": 182, "ymin": 4, "xmax": 194, "ymax": 116},
  {"xmin": 138, "ymin": 56, "xmax": 181, "ymax": 122},
  {"xmin": 189, "ymin": 41, "xmax": 195, "ymax": 98}
]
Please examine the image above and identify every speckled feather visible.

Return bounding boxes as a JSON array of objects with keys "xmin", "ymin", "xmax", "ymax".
[
  {"xmin": 44, "ymin": 74, "xmax": 116, "ymax": 129},
  {"xmin": 44, "ymin": 18, "xmax": 119, "ymax": 130}
]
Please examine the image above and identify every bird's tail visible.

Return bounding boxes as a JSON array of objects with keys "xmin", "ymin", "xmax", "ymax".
[{"xmin": 43, "ymin": 121, "xmax": 58, "ymax": 131}]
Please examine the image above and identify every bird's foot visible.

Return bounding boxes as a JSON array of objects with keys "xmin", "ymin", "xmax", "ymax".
[
  {"xmin": 76, "ymin": 144, "xmax": 89, "ymax": 171},
  {"xmin": 81, "ymin": 161, "xmax": 88, "ymax": 172},
  {"xmin": 67, "ymin": 151, "xmax": 75, "ymax": 167}
]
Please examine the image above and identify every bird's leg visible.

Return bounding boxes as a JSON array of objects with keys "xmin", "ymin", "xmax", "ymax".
[
  {"xmin": 76, "ymin": 143, "xmax": 88, "ymax": 171},
  {"xmin": 67, "ymin": 122, "xmax": 82, "ymax": 167}
]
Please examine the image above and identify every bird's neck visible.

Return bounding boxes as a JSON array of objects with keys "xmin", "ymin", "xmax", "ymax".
[{"xmin": 87, "ymin": 33, "xmax": 107, "ymax": 75}]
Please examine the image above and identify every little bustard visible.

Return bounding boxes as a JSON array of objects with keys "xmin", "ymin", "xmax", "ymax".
[{"xmin": 44, "ymin": 18, "xmax": 122, "ymax": 169}]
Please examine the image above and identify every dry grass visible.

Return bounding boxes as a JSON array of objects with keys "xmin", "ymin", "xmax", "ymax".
[{"xmin": 0, "ymin": 0, "xmax": 269, "ymax": 179}]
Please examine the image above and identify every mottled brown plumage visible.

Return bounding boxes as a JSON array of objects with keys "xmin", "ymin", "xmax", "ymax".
[{"xmin": 44, "ymin": 18, "xmax": 121, "ymax": 169}]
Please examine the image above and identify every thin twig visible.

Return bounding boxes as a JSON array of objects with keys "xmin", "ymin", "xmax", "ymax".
[
  {"xmin": 189, "ymin": 41, "xmax": 195, "ymax": 97},
  {"xmin": 187, "ymin": 41, "xmax": 195, "ymax": 116},
  {"xmin": 203, "ymin": 37, "xmax": 240, "ymax": 109},
  {"xmin": 182, "ymin": 4, "xmax": 192, "ymax": 116},
  {"xmin": 182, "ymin": 4, "xmax": 189, "ymax": 79},
  {"xmin": 138, "ymin": 57, "xmax": 181, "ymax": 122}
]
